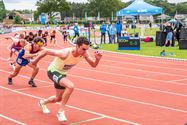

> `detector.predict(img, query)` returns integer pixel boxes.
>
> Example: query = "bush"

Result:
[14,16,22,24]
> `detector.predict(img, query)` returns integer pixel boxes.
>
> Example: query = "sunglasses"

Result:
[82,48,88,51]
[36,41,44,46]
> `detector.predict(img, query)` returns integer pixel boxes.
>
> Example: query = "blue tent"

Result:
[117,0,163,16]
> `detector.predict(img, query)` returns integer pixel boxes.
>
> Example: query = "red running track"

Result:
[0,31,187,125]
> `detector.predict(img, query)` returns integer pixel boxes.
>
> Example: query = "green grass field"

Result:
[99,42,187,59]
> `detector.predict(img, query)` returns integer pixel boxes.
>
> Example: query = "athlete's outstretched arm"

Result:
[32,48,68,65]
[5,36,19,43]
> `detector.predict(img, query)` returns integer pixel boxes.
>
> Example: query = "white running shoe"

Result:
[57,111,67,122]
[12,64,16,70]
[38,100,50,114]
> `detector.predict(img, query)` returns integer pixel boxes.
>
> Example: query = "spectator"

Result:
[149,22,152,28]
[72,23,79,41]
[164,22,173,47]
[109,23,117,44]
[116,20,122,43]
[174,18,184,45]
[107,22,112,44]
[100,22,106,44]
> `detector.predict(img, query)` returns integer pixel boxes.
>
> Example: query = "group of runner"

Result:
[3,29,102,122]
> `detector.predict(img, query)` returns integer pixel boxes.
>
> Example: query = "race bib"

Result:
[52,74,59,83]
[17,58,22,64]
[63,64,75,70]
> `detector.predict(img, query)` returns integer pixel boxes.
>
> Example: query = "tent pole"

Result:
[161,10,164,31]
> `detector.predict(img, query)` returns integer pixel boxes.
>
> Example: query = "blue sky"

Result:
[3,0,187,10]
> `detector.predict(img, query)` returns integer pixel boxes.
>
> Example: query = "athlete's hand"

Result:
[94,51,102,60]
[31,50,47,65]
[40,47,46,50]
[31,59,36,65]
[4,37,10,40]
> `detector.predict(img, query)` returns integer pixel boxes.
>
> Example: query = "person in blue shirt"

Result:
[107,22,112,44]
[116,20,122,43]
[100,22,106,44]
[72,23,79,41]
[110,23,117,44]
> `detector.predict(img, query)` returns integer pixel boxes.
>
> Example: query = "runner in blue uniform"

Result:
[8,37,45,87]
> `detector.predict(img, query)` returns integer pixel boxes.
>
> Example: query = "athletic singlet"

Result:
[48,48,83,74]
[11,41,22,51]
[16,43,38,66]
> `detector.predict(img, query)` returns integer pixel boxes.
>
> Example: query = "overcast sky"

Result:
[3,0,187,10]
[3,0,88,10]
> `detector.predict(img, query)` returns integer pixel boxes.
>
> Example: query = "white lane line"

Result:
[1,56,187,87]
[68,73,187,97]
[75,88,187,113]
[0,69,187,113]
[67,116,105,125]
[14,85,52,91]
[0,114,27,125]
[102,54,187,66]
[168,78,187,83]
[79,61,187,77]
[0,86,141,125]
[72,66,187,86]
[1,67,187,98]
[102,58,187,72]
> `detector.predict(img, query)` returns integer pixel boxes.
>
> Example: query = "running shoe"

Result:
[38,100,50,114]
[11,64,16,70]
[28,80,37,87]
[57,111,67,122]
[8,77,13,85]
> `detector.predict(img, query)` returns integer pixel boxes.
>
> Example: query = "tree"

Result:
[61,2,88,19]
[0,0,6,21]
[86,0,124,18]
[33,10,40,22]
[35,0,70,19]
[145,0,187,16]
[175,3,187,14]
[16,9,33,14]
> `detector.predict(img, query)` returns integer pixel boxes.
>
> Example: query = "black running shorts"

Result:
[47,70,66,89]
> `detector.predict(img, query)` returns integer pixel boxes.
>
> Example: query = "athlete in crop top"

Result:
[32,36,102,122]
